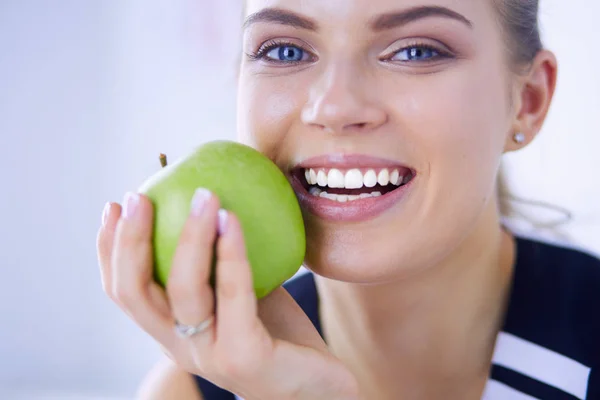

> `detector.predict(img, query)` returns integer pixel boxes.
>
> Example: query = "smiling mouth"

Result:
[292,166,416,202]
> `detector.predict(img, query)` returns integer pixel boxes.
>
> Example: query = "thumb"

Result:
[257,287,329,352]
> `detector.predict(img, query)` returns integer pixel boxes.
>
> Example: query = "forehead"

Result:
[244,0,490,28]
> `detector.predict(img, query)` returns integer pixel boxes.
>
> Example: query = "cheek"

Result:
[393,64,509,202]
[236,75,301,157]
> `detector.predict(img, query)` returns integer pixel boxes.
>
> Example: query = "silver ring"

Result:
[175,315,215,338]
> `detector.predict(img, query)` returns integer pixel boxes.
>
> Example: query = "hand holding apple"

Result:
[139,140,306,299]
[95,140,361,399]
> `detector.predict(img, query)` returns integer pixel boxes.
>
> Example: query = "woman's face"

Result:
[237,0,516,283]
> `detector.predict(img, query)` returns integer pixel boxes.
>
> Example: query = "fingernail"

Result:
[217,209,228,235]
[123,192,140,220]
[191,188,211,217]
[102,202,111,226]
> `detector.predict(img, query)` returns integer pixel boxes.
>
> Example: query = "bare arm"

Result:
[136,358,204,400]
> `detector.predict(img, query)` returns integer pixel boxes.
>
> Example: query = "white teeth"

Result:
[390,169,400,185]
[363,170,377,188]
[309,169,317,185]
[377,169,390,186]
[344,169,363,189]
[317,191,383,202]
[309,187,322,196]
[317,170,328,187]
[305,167,411,190]
[319,191,337,201]
[327,169,345,188]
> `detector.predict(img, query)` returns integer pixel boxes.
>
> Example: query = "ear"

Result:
[505,50,558,152]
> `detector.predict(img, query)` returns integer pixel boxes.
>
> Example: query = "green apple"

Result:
[138,140,306,299]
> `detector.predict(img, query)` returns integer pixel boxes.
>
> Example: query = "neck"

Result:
[315,205,516,398]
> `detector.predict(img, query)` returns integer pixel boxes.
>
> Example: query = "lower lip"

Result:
[290,176,415,223]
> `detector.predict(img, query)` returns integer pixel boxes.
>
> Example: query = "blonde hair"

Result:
[493,0,572,234]
[498,166,572,236]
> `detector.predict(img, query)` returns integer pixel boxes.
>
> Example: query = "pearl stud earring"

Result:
[513,132,526,144]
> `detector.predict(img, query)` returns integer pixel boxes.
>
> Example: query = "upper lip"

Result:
[292,154,414,171]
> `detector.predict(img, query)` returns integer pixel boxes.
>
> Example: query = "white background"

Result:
[0,1,598,399]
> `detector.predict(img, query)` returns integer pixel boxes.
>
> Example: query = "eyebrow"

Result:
[243,8,318,31]
[243,5,473,32]
[371,6,473,30]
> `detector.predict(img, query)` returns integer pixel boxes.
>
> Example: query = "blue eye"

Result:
[391,46,440,62]
[266,45,306,62]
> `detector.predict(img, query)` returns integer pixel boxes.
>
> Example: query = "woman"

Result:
[97,0,600,398]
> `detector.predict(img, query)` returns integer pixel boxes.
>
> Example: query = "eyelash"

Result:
[382,42,453,63]
[246,39,313,65]
[246,39,454,65]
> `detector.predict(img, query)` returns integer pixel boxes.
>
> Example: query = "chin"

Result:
[301,225,431,284]
[300,207,488,285]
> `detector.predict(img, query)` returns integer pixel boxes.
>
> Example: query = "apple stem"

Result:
[159,153,168,168]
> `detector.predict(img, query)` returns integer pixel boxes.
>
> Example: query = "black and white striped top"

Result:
[195,236,600,399]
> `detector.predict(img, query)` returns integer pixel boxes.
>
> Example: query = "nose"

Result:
[301,63,388,134]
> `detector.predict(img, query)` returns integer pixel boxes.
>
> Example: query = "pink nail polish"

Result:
[102,202,111,226]
[123,193,140,220]
[191,188,211,216]
[217,209,228,235]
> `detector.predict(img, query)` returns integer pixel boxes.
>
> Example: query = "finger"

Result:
[214,211,262,344]
[97,202,122,296]
[167,188,219,343]
[112,192,174,346]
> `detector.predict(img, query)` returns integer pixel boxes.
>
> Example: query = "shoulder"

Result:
[137,358,204,400]
[485,237,600,398]
[512,236,600,308]
[283,270,322,335]
[283,270,318,309]
[515,235,600,276]
[504,236,600,366]
[283,269,317,299]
